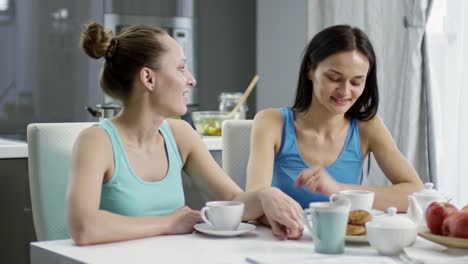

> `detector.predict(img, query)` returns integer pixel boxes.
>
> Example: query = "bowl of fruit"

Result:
[191,111,241,136]
[419,202,468,249]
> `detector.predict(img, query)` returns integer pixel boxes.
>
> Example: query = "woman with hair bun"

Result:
[66,22,303,245]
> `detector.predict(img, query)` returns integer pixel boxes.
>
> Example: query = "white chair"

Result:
[27,122,212,238]
[222,120,253,190]
[27,122,94,241]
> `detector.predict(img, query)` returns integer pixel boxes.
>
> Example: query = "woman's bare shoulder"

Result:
[165,118,196,137]
[165,118,201,159]
[358,114,385,133]
[71,125,113,173]
[253,108,285,146]
[254,108,284,128]
[75,125,111,149]
[358,114,392,147]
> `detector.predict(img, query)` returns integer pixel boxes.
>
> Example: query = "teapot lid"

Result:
[413,182,443,197]
[366,207,416,229]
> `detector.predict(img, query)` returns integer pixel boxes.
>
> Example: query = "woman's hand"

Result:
[166,206,202,235]
[259,187,304,240]
[294,167,342,197]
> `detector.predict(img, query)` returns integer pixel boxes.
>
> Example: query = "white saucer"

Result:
[345,234,368,243]
[194,223,256,237]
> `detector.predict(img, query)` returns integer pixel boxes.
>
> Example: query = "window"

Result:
[427,0,468,206]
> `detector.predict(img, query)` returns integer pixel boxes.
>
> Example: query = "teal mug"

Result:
[304,198,351,254]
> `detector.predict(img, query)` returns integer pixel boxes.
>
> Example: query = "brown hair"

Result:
[80,22,167,101]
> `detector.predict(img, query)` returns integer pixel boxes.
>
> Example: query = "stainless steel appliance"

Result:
[103,0,197,106]
[85,103,122,120]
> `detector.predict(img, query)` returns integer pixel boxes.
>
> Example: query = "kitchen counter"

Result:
[0,136,222,159]
[201,136,222,151]
[0,138,28,159]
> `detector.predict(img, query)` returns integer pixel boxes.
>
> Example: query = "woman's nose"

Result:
[188,77,196,87]
[336,81,350,93]
[187,71,196,86]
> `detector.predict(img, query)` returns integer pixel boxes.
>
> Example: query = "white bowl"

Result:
[365,207,417,256]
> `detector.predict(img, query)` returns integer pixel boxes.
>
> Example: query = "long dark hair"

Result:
[292,25,378,120]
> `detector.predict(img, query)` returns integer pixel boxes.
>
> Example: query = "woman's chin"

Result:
[175,106,188,117]
[330,105,350,115]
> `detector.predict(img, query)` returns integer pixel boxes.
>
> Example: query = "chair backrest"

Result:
[222,120,253,190]
[27,122,94,241]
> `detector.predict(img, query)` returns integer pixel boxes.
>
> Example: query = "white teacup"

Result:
[200,201,244,230]
[330,190,374,212]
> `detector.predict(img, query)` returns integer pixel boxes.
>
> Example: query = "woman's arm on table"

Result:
[170,118,303,240]
[353,115,423,211]
[295,115,423,212]
[246,110,304,238]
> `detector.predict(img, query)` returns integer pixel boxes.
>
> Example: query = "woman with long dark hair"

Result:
[247,25,422,212]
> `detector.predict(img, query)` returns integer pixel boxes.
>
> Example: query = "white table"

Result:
[31,225,451,264]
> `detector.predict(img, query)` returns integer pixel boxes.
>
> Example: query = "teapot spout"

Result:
[407,195,423,225]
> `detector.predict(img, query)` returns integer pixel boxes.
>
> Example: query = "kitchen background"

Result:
[1,0,313,263]
[0,0,258,140]
[4,1,467,264]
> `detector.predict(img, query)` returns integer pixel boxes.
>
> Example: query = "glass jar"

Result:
[218,92,248,119]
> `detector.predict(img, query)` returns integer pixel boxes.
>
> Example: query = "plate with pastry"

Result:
[345,224,368,243]
[345,209,373,243]
[345,234,368,243]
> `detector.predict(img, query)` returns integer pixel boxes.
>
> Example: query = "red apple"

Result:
[441,212,458,236]
[462,205,468,212]
[425,201,458,235]
[442,211,468,238]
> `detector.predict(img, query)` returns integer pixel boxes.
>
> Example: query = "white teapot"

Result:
[407,182,450,227]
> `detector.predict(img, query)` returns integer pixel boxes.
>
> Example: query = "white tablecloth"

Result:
[31,225,468,264]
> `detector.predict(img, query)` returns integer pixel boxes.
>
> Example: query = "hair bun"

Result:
[105,38,119,59]
[80,21,113,59]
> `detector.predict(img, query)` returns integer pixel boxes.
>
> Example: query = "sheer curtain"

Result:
[426,0,468,207]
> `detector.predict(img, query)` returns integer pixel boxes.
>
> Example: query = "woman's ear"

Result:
[139,67,156,92]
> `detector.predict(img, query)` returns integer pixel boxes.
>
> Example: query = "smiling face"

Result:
[308,50,370,115]
[152,35,196,117]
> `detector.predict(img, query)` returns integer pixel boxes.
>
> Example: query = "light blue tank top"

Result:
[97,119,185,216]
[272,107,362,208]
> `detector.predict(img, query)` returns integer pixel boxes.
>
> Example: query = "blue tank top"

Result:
[97,119,185,216]
[272,107,362,208]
